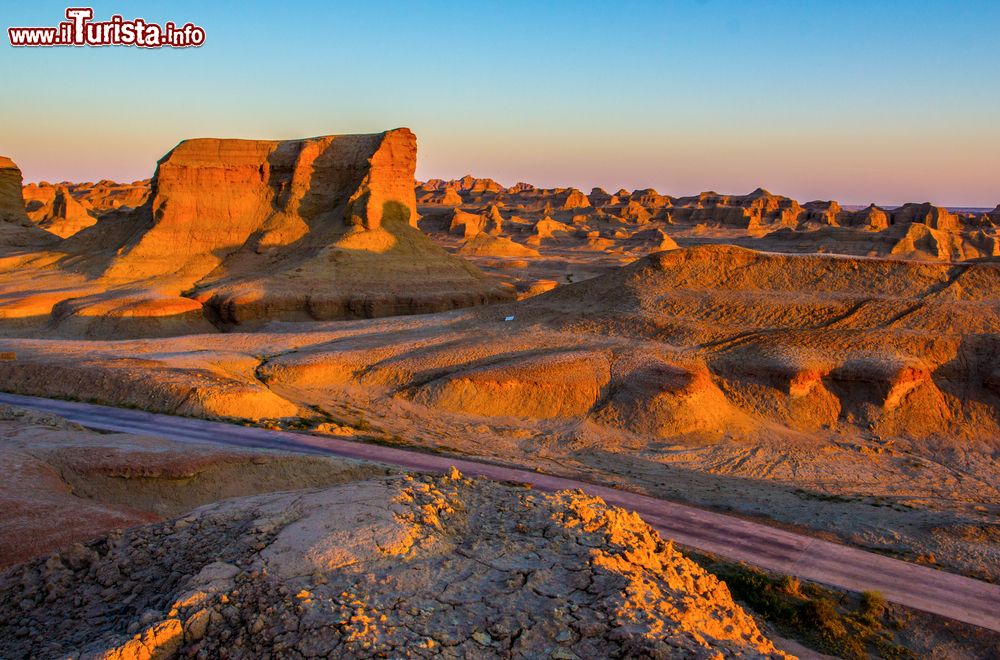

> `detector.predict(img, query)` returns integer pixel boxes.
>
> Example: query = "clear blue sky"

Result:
[2,0,998,206]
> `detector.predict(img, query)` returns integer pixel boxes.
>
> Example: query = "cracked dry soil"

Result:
[0,470,787,659]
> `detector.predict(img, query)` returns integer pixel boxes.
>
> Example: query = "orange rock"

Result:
[0,156,58,247]
[104,129,419,282]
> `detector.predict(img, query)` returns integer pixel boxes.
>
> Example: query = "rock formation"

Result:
[439,187,462,205]
[414,175,999,297]
[0,131,513,336]
[23,184,97,238]
[458,233,541,258]
[103,130,420,282]
[890,202,960,231]
[560,187,591,210]
[0,469,786,658]
[0,157,58,247]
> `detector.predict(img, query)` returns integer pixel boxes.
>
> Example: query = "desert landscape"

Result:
[0,126,998,658]
[3,3,1000,657]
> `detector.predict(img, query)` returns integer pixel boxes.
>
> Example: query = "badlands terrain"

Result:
[0,405,790,658]
[1,129,999,657]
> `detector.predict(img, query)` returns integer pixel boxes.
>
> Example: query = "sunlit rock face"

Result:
[0,131,513,337]
[0,470,788,659]
[0,156,58,247]
[104,129,421,282]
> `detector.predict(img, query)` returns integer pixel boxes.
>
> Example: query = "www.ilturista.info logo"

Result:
[8,7,205,48]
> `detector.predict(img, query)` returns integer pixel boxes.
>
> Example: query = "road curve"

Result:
[2,391,998,633]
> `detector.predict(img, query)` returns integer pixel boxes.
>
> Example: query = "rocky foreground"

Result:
[0,469,786,659]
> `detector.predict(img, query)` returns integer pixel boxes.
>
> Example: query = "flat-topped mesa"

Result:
[103,128,418,282]
[0,156,58,247]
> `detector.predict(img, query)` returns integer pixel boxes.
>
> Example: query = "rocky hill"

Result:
[0,467,786,658]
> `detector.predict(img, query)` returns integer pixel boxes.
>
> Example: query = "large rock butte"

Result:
[104,130,420,282]
[0,131,513,336]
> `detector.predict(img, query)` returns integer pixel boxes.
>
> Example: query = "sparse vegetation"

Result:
[686,551,915,659]
[792,488,916,512]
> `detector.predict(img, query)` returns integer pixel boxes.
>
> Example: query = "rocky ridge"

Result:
[414,177,1000,296]
[0,470,786,659]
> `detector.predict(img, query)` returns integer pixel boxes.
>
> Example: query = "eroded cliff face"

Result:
[0,157,58,247]
[0,131,512,337]
[104,130,420,282]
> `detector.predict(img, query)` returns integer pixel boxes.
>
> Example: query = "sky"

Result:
[1,0,998,207]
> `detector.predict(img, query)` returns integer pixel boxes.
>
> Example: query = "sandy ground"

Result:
[0,403,394,568]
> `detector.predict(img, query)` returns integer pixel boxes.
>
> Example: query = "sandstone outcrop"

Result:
[588,187,614,206]
[629,188,672,209]
[0,131,513,336]
[560,187,591,210]
[413,350,612,418]
[0,470,786,658]
[103,130,421,282]
[0,157,58,247]
[26,179,151,219]
[890,202,960,231]
[22,184,97,238]
[458,233,541,258]
[439,187,462,205]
